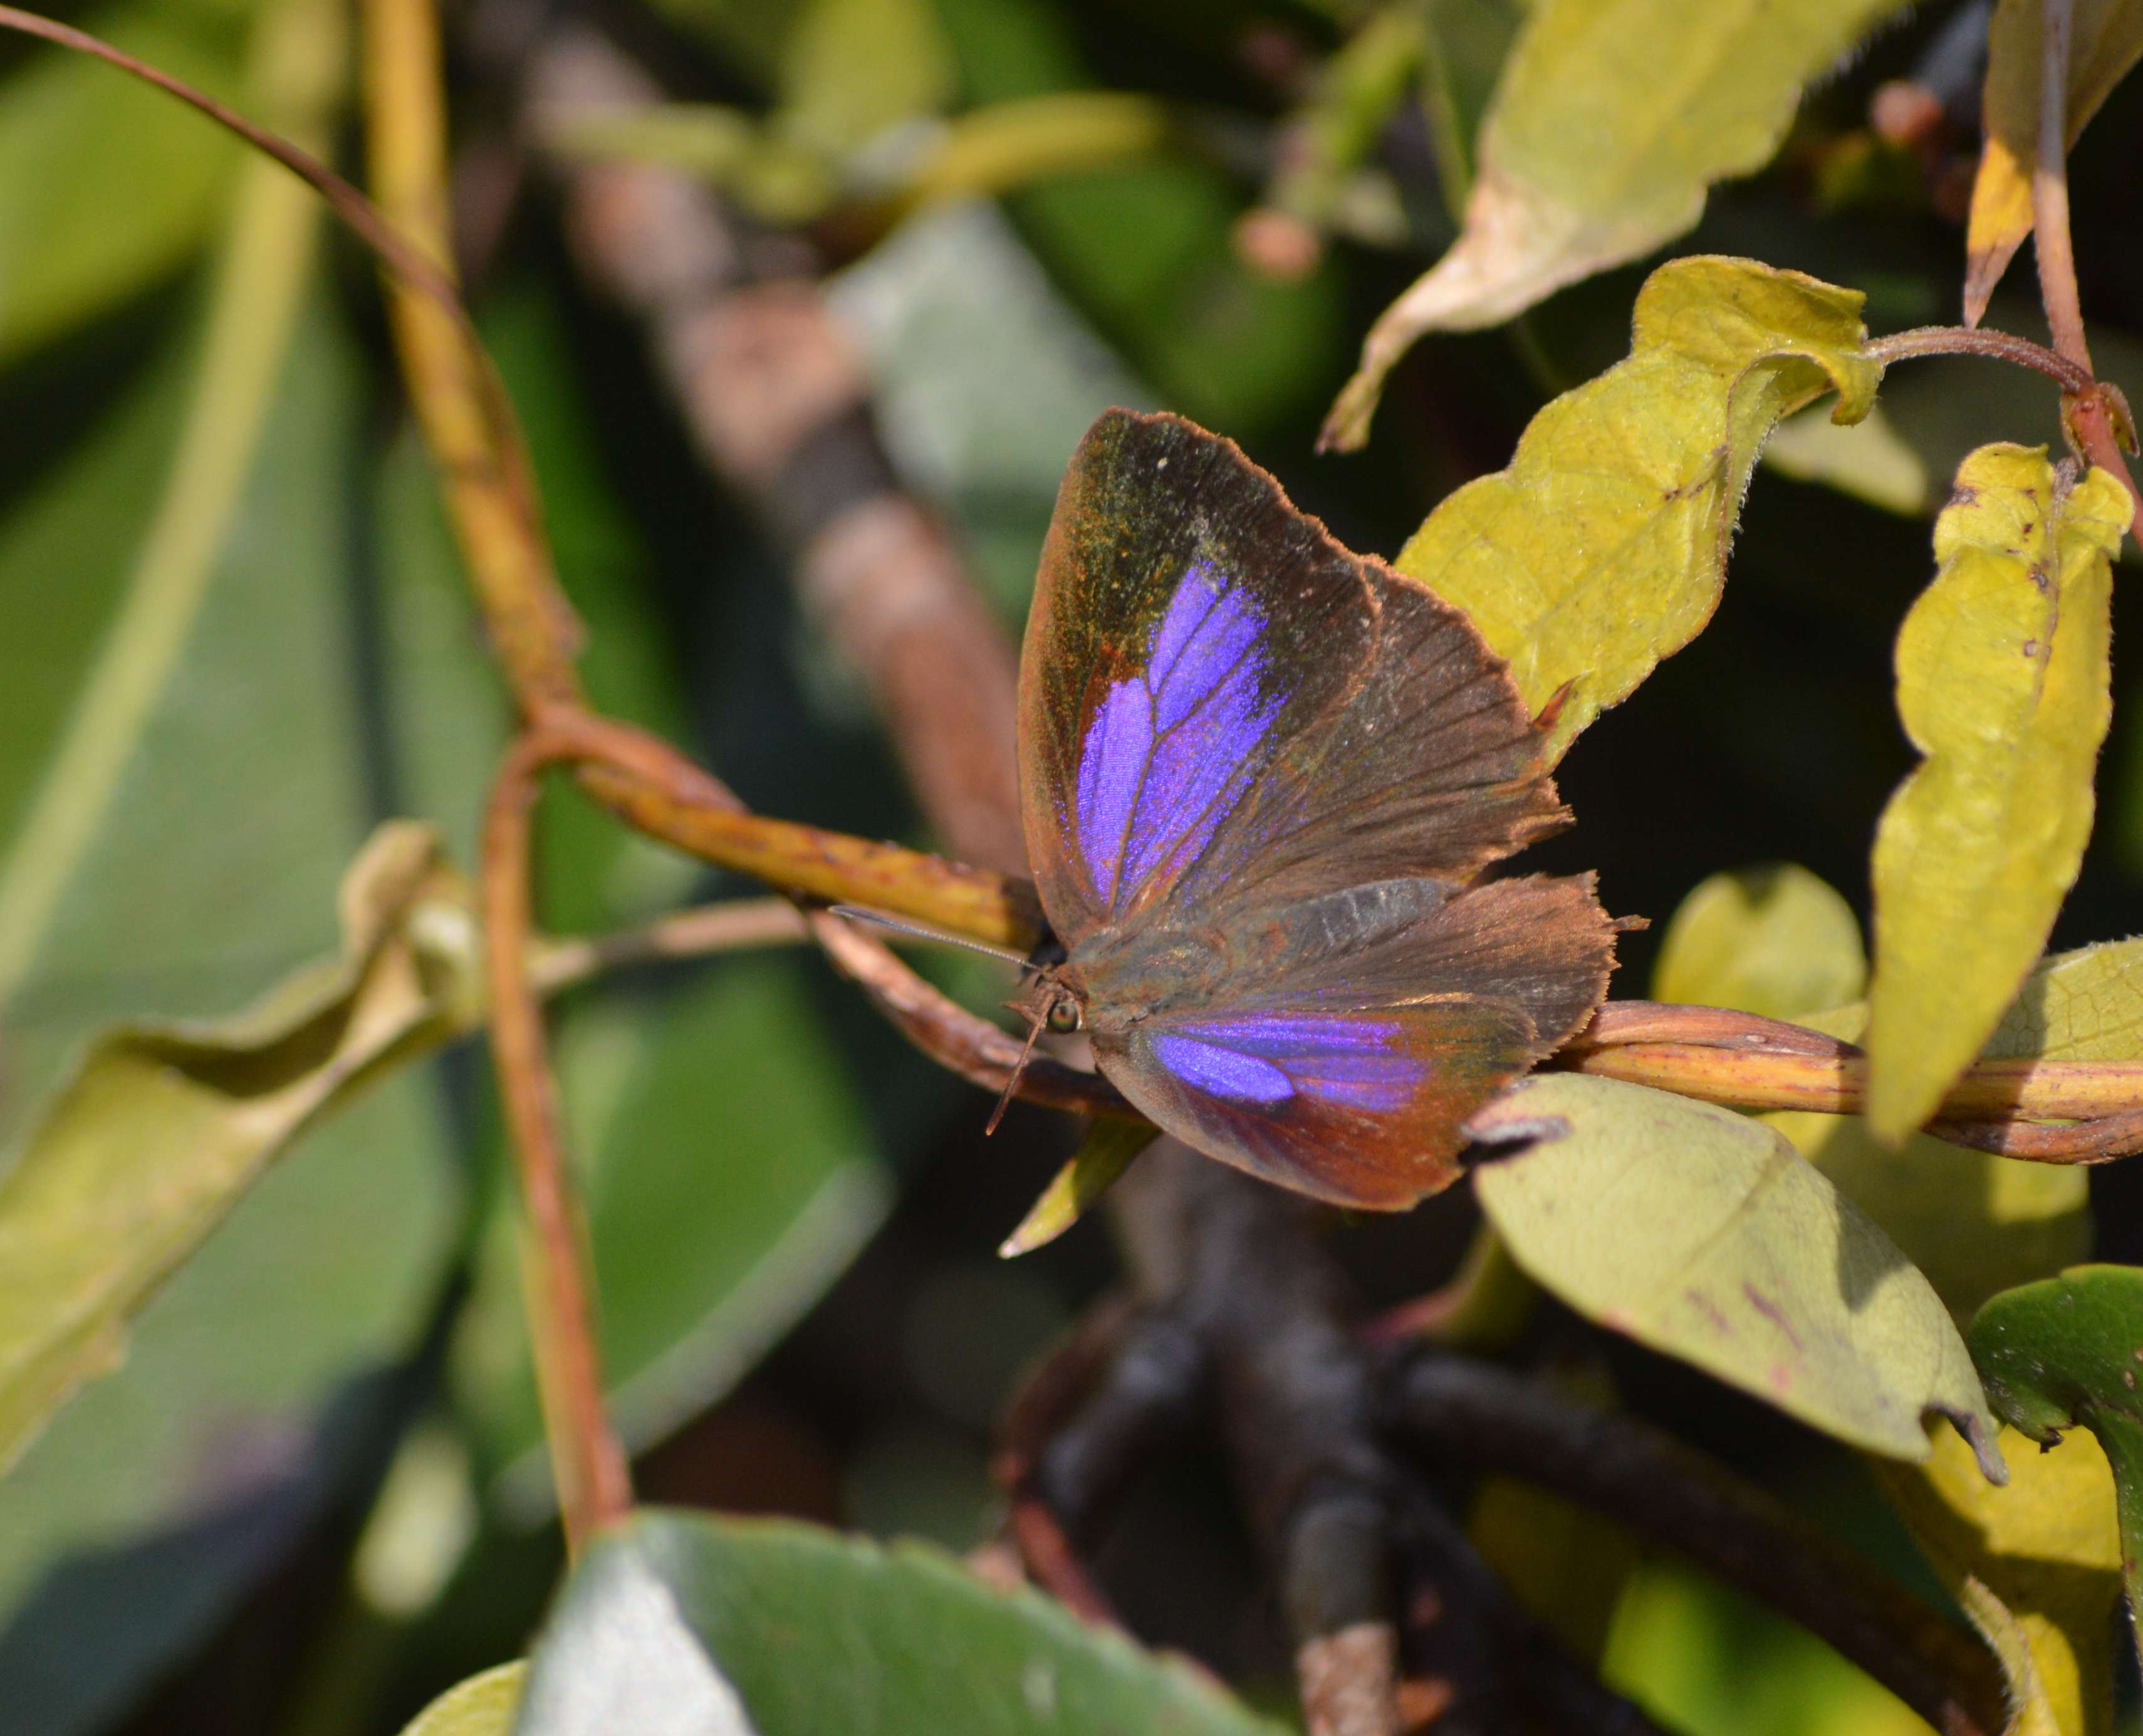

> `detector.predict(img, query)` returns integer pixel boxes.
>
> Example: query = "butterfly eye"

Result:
[1046,997,1083,1035]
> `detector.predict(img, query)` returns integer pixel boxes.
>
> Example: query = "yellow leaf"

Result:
[1469,1074,2000,1467]
[0,823,477,1471]
[1396,256,1878,758]
[395,1663,526,1736]
[999,1121,1155,1257]
[1763,399,1932,516]
[1865,450,2128,1143]
[1322,0,1909,444]
[1652,862,1867,1020]
[1964,0,2143,326]
[1878,1424,2123,1736]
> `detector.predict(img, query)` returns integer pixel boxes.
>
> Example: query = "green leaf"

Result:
[999,1120,1155,1257]
[932,0,1344,433]
[1469,1074,2000,1467]
[454,960,890,1516]
[516,1511,1285,1736]
[0,3,246,363]
[1323,0,1911,443]
[1988,934,2143,1060]
[1876,1419,2124,1736]
[0,194,459,1734]
[0,822,472,1472]
[1394,256,1879,758]
[395,1663,526,1736]
[1970,1265,2143,1669]
[777,0,955,157]
[1865,449,2129,1141]
[1652,862,1866,1020]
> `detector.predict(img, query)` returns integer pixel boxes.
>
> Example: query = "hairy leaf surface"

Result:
[1866,449,2128,1141]
[1397,257,1877,758]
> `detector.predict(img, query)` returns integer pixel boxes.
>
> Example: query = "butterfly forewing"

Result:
[1017,408,1617,1209]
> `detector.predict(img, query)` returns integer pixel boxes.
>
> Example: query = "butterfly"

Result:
[1010,408,1619,1210]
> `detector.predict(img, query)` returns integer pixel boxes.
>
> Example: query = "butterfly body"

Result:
[1018,410,1617,1209]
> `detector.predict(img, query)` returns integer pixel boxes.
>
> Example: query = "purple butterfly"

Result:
[1013,410,1617,1209]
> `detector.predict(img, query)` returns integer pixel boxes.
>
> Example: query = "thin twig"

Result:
[2027,0,2143,536]
[480,731,633,1550]
[1861,323,2097,393]
[1382,1351,2007,1736]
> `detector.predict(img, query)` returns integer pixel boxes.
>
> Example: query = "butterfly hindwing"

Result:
[1083,875,1614,1206]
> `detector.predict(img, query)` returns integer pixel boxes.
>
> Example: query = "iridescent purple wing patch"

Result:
[1072,561,1285,912]
[1148,1013,1421,1112]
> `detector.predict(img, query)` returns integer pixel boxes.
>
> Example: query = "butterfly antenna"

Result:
[985,1007,1050,1136]
[830,905,1030,965]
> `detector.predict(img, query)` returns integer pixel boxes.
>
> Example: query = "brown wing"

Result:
[1018,409,1566,951]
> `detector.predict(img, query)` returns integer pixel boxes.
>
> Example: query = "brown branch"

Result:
[2028,0,2143,538]
[1382,1351,2007,1736]
[526,27,1030,878]
[480,731,632,1550]
[1559,1001,2143,1157]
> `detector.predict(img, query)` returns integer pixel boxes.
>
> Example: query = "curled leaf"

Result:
[1323,0,1909,446]
[1469,1073,2000,1470]
[0,822,476,1470]
[1396,256,1878,758]
[1865,449,2129,1143]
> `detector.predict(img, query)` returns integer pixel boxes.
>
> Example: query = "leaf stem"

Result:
[480,731,632,1551]
[1860,323,2096,392]
[2028,0,2143,537]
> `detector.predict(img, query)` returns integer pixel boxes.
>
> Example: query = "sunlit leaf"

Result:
[1865,449,2129,1141]
[1652,862,1866,1020]
[395,1663,526,1736]
[1970,1265,2143,1668]
[516,1512,1285,1736]
[1322,0,1909,444]
[998,1120,1155,1257]
[0,823,472,1472]
[1470,1074,1999,1467]
[1964,0,2143,325]
[1395,256,1878,757]
[1877,1421,2123,1736]
[0,3,245,362]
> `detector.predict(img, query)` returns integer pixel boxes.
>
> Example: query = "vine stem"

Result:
[2028,0,2143,538]
[1861,323,2097,392]
[481,730,633,1550]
